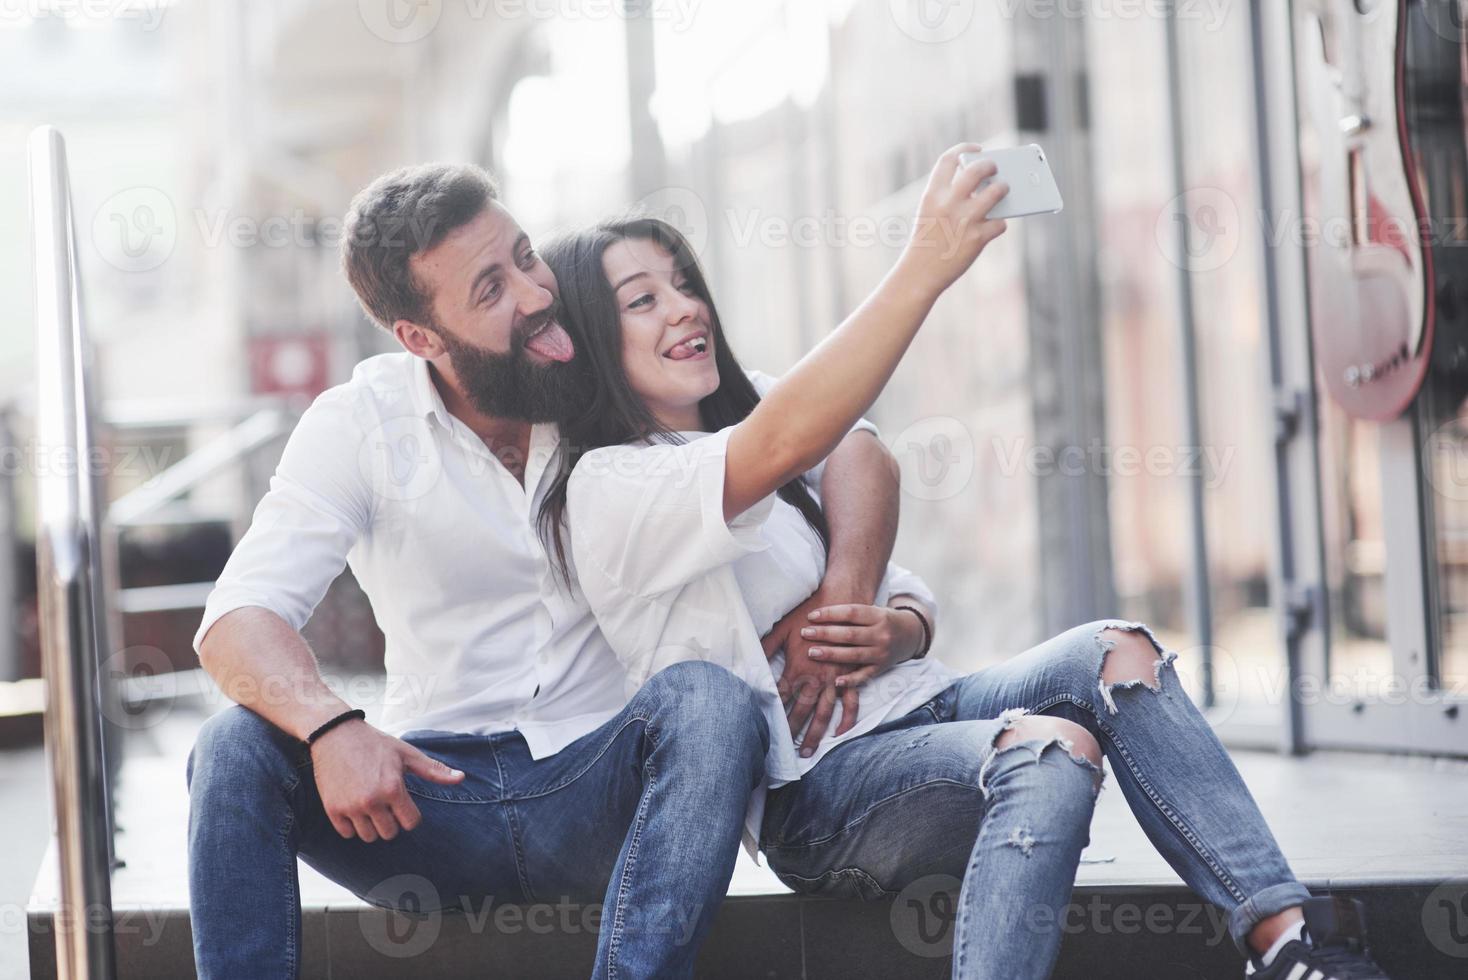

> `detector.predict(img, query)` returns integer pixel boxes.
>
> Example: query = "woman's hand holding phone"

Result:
[894,142,1011,302]
[724,143,1010,523]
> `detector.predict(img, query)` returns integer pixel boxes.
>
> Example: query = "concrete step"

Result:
[26,881,1465,979]
[26,705,1468,978]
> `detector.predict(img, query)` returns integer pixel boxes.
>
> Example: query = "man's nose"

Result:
[510,267,553,316]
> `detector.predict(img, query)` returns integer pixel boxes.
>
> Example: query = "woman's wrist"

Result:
[890,601,933,661]
[887,252,947,309]
[888,605,925,662]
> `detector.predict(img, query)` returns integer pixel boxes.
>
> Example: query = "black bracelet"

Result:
[303,708,366,752]
[894,605,933,660]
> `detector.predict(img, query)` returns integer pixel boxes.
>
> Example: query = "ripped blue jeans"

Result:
[760,619,1310,980]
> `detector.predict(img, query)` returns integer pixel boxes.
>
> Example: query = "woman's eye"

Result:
[675,280,695,295]
[628,293,654,310]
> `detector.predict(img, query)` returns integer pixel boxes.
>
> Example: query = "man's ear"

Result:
[393,318,444,359]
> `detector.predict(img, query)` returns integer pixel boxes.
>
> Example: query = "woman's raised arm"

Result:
[722,142,1009,521]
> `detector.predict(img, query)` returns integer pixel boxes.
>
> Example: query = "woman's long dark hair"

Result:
[537,216,829,586]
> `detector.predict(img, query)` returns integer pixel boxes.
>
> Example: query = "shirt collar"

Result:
[410,353,564,485]
[408,354,454,431]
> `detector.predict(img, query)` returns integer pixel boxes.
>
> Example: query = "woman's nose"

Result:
[666,290,698,325]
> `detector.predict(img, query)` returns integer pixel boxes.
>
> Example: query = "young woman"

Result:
[539,146,1390,980]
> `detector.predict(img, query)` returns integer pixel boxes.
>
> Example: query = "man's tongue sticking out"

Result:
[525,320,577,363]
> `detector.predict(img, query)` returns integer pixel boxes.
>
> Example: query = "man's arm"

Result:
[194,388,462,842]
[198,607,462,842]
[199,606,351,740]
[761,430,901,755]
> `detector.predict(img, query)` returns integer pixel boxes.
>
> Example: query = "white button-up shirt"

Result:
[194,352,911,769]
[566,427,955,854]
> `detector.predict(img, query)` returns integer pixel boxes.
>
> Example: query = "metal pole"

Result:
[29,124,118,980]
[1163,0,1216,704]
[0,406,18,682]
[1248,0,1313,754]
[624,0,667,199]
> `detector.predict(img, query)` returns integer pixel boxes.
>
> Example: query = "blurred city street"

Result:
[6,0,1468,977]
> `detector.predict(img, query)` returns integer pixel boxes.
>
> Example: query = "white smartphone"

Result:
[958,144,1064,218]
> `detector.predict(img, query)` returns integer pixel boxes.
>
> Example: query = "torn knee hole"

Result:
[995,716,1101,767]
[1095,622,1178,716]
[979,716,1107,796]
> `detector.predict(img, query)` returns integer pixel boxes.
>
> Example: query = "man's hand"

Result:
[762,585,867,757]
[309,720,465,842]
[802,603,924,689]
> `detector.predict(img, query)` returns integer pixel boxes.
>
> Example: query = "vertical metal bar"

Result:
[1162,0,1215,704]
[1248,0,1311,754]
[0,407,18,682]
[28,124,118,980]
[1012,2,1117,636]
[624,0,667,199]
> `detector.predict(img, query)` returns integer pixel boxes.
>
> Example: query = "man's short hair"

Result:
[340,163,500,332]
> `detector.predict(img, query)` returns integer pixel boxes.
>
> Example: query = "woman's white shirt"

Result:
[565,425,957,857]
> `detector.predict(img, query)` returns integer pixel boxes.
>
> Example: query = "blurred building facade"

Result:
[5,0,1466,759]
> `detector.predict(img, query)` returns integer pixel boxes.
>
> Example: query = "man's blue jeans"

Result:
[185,660,769,980]
[760,619,1313,980]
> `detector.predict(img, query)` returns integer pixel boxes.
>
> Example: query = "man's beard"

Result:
[434,306,589,423]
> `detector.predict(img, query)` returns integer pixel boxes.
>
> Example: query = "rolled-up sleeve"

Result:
[192,387,375,654]
[878,559,938,616]
[568,427,776,600]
